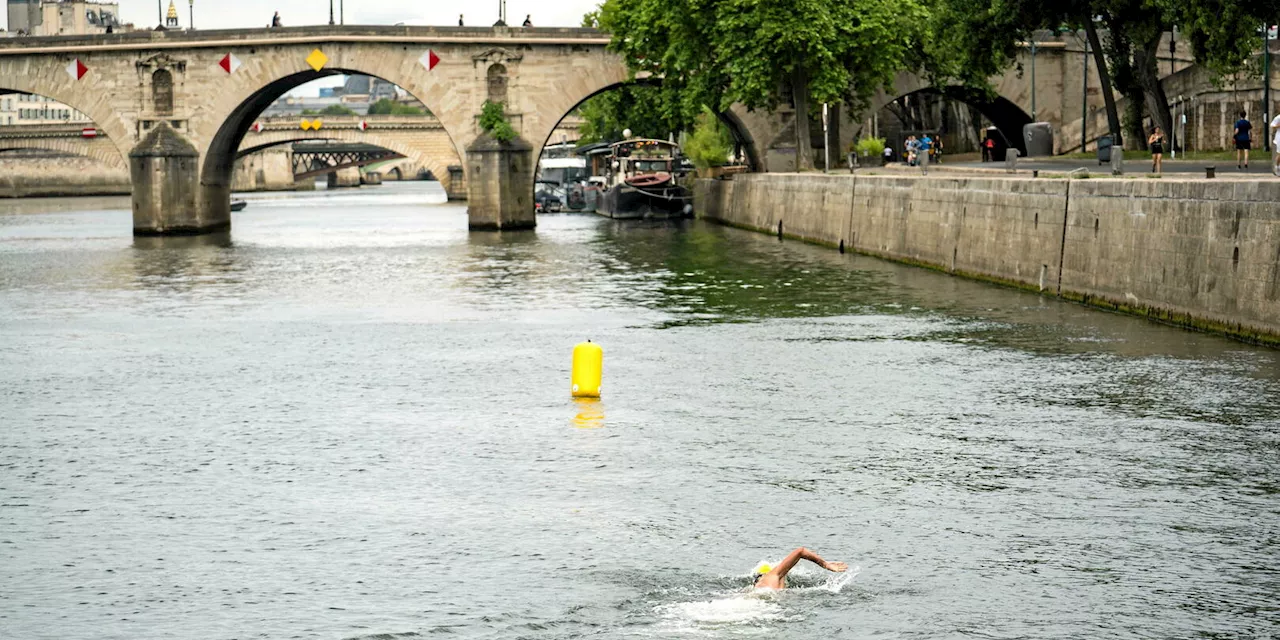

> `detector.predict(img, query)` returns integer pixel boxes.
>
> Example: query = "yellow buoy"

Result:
[571,341,603,398]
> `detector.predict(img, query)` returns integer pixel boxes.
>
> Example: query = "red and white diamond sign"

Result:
[251,122,263,133]
[419,49,440,71]
[358,120,368,132]
[66,59,89,81]
[219,53,242,74]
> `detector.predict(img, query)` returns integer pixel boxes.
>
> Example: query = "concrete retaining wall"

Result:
[696,174,1280,346]
[0,156,129,198]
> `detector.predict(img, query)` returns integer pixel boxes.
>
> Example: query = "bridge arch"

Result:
[866,72,1035,155]
[0,134,126,168]
[0,87,129,167]
[533,78,764,174]
[233,127,459,182]
[199,55,469,222]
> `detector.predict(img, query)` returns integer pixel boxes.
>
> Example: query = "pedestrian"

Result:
[1233,110,1252,170]
[918,134,932,174]
[1148,127,1166,174]
[271,11,282,28]
[933,136,943,164]
[1271,112,1280,177]
[523,14,533,27]
[982,137,994,162]
[882,144,893,166]
[458,14,464,26]
[904,136,918,166]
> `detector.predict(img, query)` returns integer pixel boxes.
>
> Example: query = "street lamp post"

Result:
[329,0,335,26]
[1082,34,1088,152]
[1264,24,1272,152]
[157,0,163,26]
[188,0,194,30]
[1030,38,1038,122]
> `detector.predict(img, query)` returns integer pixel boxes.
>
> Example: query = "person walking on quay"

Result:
[982,137,995,162]
[1271,112,1280,176]
[918,133,933,174]
[904,135,918,166]
[933,136,944,164]
[459,14,465,26]
[523,14,533,27]
[1148,126,1166,174]
[1233,111,1252,170]
[270,11,282,28]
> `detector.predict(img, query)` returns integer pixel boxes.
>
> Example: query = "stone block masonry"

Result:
[696,174,1280,346]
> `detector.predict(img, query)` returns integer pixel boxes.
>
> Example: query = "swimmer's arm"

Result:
[770,547,848,579]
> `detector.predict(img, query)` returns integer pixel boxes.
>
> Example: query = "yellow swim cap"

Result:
[754,562,773,575]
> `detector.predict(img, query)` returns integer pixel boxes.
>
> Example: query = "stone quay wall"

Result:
[0,156,130,198]
[696,173,1280,346]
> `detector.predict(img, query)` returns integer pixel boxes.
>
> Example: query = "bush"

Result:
[320,104,358,116]
[368,98,428,116]
[479,100,517,142]
[855,137,886,158]
[684,107,732,169]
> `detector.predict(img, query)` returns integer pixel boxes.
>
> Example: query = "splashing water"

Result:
[650,567,860,635]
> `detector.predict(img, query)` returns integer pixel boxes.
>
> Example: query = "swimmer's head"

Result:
[752,562,772,584]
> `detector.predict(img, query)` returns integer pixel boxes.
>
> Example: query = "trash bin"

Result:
[1097,135,1114,165]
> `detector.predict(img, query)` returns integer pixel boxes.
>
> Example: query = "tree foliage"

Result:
[684,108,733,168]
[598,0,924,169]
[368,98,428,116]
[479,100,517,142]
[576,83,681,144]
[319,104,358,116]
[924,0,1276,148]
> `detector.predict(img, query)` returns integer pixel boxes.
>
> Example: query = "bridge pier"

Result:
[327,167,362,189]
[130,123,227,236]
[466,134,535,231]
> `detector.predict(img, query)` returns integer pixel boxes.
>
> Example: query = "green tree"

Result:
[684,107,733,169]
[319,104,358,116]
[577,83,680,144]
[368,98,428,116]
[600,0,924,170]
[479,100,517,142]
[924,0,1274,149]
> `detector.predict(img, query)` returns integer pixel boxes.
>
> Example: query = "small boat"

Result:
[595,139,692,220]
[230,200,248,212]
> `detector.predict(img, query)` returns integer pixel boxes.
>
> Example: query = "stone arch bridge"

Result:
[0,25,1076,236]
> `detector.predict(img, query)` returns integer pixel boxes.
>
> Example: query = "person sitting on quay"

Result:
[270,11,282,28]
[523,15,534,27]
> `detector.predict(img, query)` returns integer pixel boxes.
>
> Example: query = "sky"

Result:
[3,1,603,96]
[13,0,601,31]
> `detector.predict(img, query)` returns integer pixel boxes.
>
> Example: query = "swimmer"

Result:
[752,547,848,589]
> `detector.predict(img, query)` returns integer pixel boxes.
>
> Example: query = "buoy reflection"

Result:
[571,398,605,429]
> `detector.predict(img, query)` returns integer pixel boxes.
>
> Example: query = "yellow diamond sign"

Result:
[305,49,328,72]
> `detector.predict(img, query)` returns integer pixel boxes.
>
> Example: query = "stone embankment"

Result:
[696,173,1280,346]
[0,156,129,198]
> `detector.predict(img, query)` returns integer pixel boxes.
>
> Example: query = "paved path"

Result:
[944,157,1280,176]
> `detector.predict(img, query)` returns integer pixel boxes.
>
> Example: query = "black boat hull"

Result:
[598,184,691,220]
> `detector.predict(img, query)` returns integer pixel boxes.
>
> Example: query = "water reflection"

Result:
[571,398,605,429]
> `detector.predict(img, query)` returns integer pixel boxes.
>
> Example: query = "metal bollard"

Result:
[1205,166,1215,179]
[1005,149,1019,173]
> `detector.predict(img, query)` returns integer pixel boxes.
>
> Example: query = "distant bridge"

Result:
[289,142,404,180]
